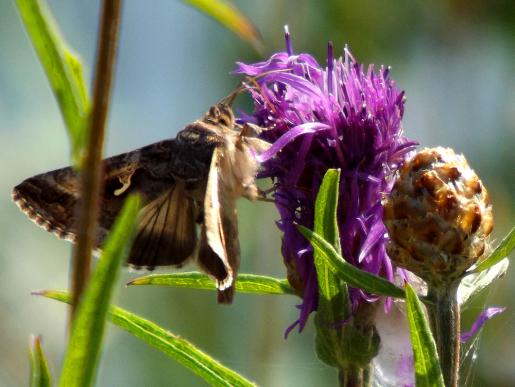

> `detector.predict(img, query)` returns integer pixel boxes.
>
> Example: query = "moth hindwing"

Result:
[12,100,270,303]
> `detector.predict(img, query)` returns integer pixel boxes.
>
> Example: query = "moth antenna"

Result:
[217,68,291,107]
[244,76,277,115]
[218,85,245,106]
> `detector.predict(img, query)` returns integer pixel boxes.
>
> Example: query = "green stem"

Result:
[335,303,380,387]
[338,366,363,387]
[427,283,460,387]
[70,0,123,325]
[362,364,372,387]
[338,363,373,387]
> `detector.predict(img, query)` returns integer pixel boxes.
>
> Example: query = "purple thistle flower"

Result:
[236,28,417,332]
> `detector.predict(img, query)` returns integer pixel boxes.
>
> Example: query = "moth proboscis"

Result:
[12,87,270,303]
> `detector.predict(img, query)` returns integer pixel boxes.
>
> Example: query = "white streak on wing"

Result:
[204,148,233,288]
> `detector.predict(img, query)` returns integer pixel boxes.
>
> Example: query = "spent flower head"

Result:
[384,147,494,288]
[236,28,417,331]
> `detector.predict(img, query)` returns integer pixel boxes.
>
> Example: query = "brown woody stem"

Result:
[427,283,460,387]
[70,0,123,325]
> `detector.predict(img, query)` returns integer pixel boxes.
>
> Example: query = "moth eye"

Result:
[209,106,220,118]
[218,105,234,127]
[218,115,231,127]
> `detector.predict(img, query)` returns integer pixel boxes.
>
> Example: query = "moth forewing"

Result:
[203,148,228,263]
[11,167,81,242]
[199,147,241,303]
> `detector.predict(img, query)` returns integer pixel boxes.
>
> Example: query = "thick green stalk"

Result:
[427,283,460,387]
[339,367,363,387]
[336,302,380,387]
[338,363,372,387]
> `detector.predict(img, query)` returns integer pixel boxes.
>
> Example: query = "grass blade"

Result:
[29,335,52,387]
[59,195,141,387]
[471,227,515,273]
[405,283,445,387]
[128,272,295,296]
[297,225,405,299]
[184,0,263,53]
[15,0,89,164]
[38,290,255,387]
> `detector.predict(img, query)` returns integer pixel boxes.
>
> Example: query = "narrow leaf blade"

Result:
[297,225,405,298]
[472,227,515,273]
[313,169,345,302]
[39,290,255,387]
[312,169,349,367]
[29,335,52,387]
[110,306,254,387]
[128,272,295,296]
[404,284,445,387]
[59,195,141,387]
[15,0,89,163]
[184,0,263,53]
[314,169,341,253]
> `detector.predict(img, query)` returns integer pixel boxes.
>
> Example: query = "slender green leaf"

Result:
[15,0,89,164]
[39,290,255,387]
[312,169,349,367]
[184,0,263,53]
[64,52,89,111]
[110,304,254,387]
[29,335,52,387]
[471,227,515,273]
[128,272,295,295]
[59,195,141,387]
[405,284,445,387]
[314,169,341,254]
[313,169,344,301]
[297,225,405,299]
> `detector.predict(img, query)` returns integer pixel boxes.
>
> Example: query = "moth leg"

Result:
[257,198,275,203]
[259,186,276,196]
[255,186,275,203]
[240,122,265,137]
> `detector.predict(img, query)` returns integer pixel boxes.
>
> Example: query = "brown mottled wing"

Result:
[198,147,240,303]
[12,139,206,267]
[12,165,81,241]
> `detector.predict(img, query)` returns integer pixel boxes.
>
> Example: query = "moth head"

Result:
[203,103,235,128]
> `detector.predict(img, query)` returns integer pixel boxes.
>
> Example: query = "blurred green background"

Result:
[0,0,513,386]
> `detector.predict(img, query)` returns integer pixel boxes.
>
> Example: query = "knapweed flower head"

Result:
[384,147,494,287]
[235,29,417,332]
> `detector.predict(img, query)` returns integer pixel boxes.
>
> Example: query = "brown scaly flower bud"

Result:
[383,147,493,287]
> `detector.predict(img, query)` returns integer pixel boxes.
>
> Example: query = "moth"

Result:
[12,91,270,303]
